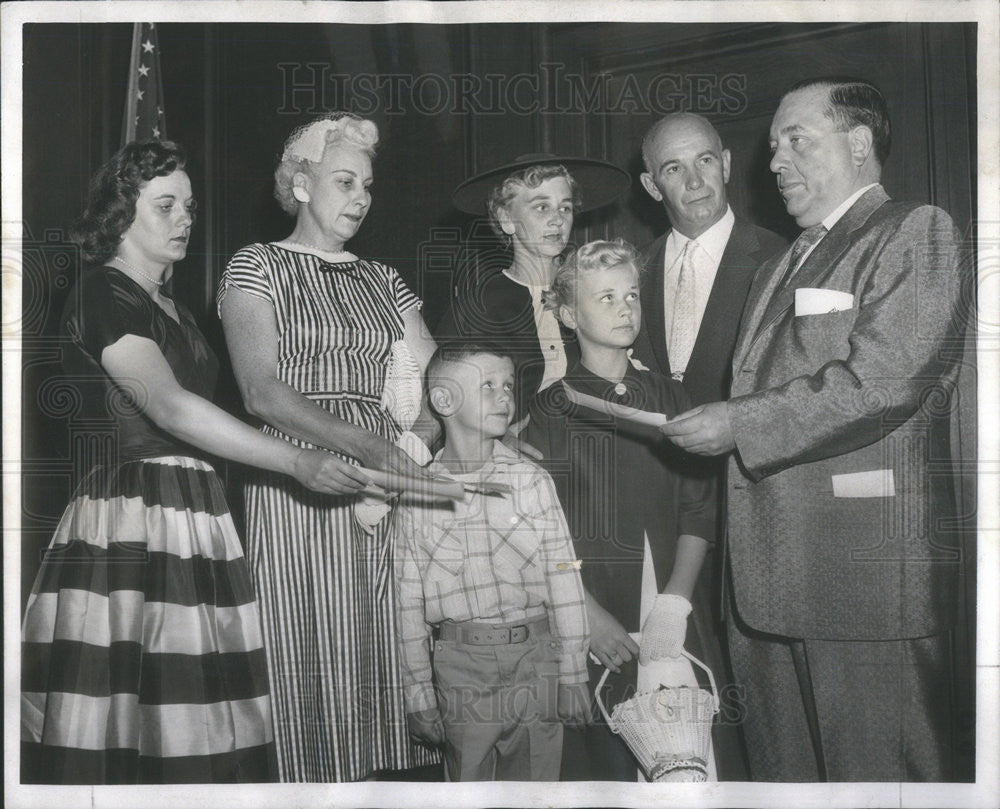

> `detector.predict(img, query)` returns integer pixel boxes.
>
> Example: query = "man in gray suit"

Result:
[660,78,968,781]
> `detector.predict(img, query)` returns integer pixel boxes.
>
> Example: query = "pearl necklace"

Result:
[113,256,165,287]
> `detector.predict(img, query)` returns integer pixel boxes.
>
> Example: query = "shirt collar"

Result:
[666,205,735,265]
[429,439,520,477]
[821,183,881,231]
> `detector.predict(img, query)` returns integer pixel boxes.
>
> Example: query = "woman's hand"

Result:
[356,433,433,480]
[292,449,372,495]
[586,592,639,674]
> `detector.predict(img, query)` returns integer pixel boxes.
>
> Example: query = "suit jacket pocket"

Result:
[790,307,855,361]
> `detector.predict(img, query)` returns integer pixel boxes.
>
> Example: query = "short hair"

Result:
[425,342,514,392]
[640,113,723,174]
[787,77,891,165]
[545,238,640,314]
[485,164,582,243]
[273,113,379,215]
[71,140,189,264]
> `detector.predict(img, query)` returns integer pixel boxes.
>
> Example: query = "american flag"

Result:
[122,22,166,144]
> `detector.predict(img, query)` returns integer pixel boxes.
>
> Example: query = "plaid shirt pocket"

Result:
[427,534,465,578]
[493,520,541,583]
[425,529,466,606]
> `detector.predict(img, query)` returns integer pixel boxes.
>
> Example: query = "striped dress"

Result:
[21,267,276,783]
[217,244,438,782]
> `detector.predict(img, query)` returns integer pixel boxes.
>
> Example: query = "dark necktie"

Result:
[779,223,827,288]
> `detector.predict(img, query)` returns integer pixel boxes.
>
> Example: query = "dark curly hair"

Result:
[71,140,189,264]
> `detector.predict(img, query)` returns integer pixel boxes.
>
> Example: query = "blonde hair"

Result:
[486,164,581,243]
[273,113,379,215]
[545,238,640,315]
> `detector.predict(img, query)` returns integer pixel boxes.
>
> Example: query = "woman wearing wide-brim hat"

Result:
[436,153,629,423]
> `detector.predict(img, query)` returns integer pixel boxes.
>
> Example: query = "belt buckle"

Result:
[457,622,532,645]
[508,625,528,643]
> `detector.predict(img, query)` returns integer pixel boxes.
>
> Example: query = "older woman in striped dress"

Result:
[217,113,439,782]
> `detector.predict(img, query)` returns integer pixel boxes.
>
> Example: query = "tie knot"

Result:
[796,223,827,250]
[680,239,699,267]
[781,224,828,287]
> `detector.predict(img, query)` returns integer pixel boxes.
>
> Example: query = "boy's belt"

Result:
[435,616,548,646]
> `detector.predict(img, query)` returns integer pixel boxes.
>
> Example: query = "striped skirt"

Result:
[21,455,277,784]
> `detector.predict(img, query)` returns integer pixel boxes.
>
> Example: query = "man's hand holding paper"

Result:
[659,401,735,456]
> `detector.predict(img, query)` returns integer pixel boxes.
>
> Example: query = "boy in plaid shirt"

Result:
[394,344,590,781]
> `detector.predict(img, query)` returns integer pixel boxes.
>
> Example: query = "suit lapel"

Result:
[641,232,671,376]
[686,219,760,375]
[735,187,890,369]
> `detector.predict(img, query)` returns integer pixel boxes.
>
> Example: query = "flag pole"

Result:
[153,25,167,139]
[122,23,142,145]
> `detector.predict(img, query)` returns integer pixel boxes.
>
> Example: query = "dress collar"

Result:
[271,241,359,264]
[564,361,645,405]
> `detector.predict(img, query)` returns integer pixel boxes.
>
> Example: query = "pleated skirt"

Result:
[245,396,439,782]
[21,455,278,784]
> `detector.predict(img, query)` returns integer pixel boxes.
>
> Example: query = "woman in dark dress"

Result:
[20,140,355,784]
[438,153,630,423]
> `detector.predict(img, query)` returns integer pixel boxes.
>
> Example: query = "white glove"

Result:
[381,340,423,431]
[356,341,427,533]
[638,594,691,664]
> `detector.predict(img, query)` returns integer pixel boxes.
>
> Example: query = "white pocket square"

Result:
[795,288,855,316]
[831,469,895,498]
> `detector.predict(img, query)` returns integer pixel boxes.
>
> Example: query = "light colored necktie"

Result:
[780,223,828,287]
[668,239,698,380]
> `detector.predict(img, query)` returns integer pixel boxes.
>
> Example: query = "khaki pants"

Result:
[432,627,563,781]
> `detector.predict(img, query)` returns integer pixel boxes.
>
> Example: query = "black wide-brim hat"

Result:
[451,153,631,215]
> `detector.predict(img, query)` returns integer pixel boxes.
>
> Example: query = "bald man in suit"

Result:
[630,113,786,407]
[628,113,786,781]
[660,78,969,781]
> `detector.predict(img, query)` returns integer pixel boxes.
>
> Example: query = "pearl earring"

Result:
[292,186,311,203]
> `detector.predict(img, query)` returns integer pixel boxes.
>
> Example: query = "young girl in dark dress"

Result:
[20,141,356,784]
[524,239,719,780]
